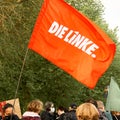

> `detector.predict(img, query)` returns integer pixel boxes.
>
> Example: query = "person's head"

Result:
[57,106,65,115]
[96,100,105,112]
[85,98,98,108]
[27,99,43,114]
[44,101,55,113]
[2,103,14,116]
[69,103,77,111]
[76,103,99,120]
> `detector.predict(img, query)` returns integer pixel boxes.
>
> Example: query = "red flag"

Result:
[28,0,116,89]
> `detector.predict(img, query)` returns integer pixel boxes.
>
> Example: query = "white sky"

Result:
[100,0,120,41]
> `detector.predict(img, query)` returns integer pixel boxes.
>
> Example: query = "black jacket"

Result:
[41,111,56,120]
[3,114,19,120]
[65,110,77,120]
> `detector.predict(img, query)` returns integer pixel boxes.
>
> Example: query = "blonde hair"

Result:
[27,99,43,113]
[96,100,105,111]
[76,103,99,120]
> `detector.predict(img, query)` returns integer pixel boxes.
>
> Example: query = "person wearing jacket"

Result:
[2,103,19,120]
[41,101,56,120]
[22,99,43,120]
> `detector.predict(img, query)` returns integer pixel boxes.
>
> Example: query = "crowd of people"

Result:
[0,98,120,120]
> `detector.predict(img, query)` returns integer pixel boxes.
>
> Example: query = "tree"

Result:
[0,0,119,113]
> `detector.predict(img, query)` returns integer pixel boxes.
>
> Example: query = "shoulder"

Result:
[3,114,20,120]
[99,111,108,120]
[13,114,19,119]
[23,111,40,117]
[22,116,40,120]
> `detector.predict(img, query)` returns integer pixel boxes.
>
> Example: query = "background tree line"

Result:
[0,0,120,113]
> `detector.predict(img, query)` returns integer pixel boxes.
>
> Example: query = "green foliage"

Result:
[0,0,44,111]
[0,0,119,114]
[65,0,104,21]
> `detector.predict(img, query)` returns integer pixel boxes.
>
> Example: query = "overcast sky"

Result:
[100,0,120,41]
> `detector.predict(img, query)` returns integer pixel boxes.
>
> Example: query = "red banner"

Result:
[28,0,116,89]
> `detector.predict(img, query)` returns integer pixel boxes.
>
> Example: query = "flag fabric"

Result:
[106,78,120,112]
[28,0,116,89]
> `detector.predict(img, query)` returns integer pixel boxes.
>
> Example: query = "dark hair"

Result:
[44,101,53,111]
[3,103,13,112]
[85,98,98,108]
[70,103,77,109]
[57,106,65,111]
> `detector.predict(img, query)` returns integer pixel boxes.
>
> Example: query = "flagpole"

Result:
[12,47,29,110]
